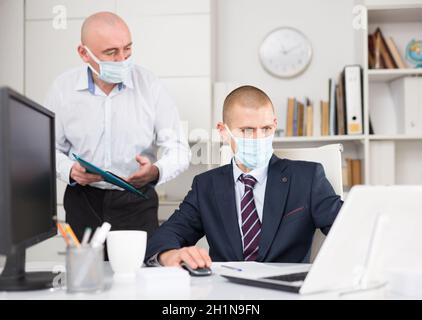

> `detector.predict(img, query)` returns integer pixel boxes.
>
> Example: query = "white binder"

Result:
[389,77,422,135]
[344,66,363,135]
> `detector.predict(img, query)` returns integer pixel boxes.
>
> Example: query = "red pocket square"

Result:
[285,206,305,218]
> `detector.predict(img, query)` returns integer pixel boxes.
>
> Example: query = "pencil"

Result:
[57,222,71,246]
[65,223,81,248]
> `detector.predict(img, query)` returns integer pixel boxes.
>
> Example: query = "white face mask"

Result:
[225,125,274,170]
[84,46,133,84]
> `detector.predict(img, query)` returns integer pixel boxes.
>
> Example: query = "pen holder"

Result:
[66,245,105,293]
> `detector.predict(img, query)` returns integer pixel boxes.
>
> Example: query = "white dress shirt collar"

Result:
[232,158,269,185]
[74,66,134,94]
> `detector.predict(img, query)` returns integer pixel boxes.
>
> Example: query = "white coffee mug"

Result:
[106,230,147,276]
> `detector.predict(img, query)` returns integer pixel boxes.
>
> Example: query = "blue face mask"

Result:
[225,125,274,170]
[84,46,133,84]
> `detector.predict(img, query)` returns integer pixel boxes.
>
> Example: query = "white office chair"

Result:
[220,143,344,262]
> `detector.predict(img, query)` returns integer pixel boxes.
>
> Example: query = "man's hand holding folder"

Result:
[71,154,149,199]
[70,161,102,186]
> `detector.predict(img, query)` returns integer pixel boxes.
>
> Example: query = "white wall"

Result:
[24,0,115,105]
[0,0,24,93]
[215,0,358,129]
[116,0,212,134]
[365,0,422,6]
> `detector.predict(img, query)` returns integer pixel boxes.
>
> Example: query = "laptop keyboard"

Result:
[264,272,308,283]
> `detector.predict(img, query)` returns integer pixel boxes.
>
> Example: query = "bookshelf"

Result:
[368,68,422,82]
[365,3,422,186]
[256,3,422,190]
[273,135,366,143]
[369,134,422,141]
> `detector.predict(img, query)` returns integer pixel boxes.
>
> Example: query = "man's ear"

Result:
[77,45,90,63]
[217,122,230,144]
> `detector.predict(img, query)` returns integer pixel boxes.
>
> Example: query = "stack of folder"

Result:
[284,65,364,137]
[368,27,407,69]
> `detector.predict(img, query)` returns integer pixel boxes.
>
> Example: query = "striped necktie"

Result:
[239,174,261,261]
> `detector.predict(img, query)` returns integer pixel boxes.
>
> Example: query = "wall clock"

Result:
[259,27,313,78]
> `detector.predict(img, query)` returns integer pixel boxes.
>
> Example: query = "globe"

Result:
[406,39,422,68]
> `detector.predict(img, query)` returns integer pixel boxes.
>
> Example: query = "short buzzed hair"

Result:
[223,85,274,124]
[81,12,128,43]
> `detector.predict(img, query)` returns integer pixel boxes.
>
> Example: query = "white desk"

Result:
[0,262,393,300]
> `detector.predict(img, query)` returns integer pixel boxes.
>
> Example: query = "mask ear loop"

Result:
[224,124,237,142]
[84,45,101,76]
[224,124,240,163]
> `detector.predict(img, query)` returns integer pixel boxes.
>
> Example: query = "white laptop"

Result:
[220,185,422,294]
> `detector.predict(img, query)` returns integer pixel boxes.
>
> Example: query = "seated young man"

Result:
[146,85,343,269]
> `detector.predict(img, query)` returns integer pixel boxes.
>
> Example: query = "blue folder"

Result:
[72,153,148,199]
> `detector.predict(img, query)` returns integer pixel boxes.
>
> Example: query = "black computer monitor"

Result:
[0,87,57,291]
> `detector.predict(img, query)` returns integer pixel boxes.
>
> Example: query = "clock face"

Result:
[259,27,312,78]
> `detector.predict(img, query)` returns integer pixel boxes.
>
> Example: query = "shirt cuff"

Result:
[148,164,160,187]
[153,151,190,186]
[153,161,165,186]
[145,252,163,267]
[57,157,75,185]
[68,176,78,187]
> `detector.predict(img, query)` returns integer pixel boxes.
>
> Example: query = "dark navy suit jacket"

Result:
[146,155,343,263]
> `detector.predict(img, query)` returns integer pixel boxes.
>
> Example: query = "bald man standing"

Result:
[45,12,190,251]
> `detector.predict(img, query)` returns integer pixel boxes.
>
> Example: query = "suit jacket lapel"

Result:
[257,155,291,261]
[213,164,244,261]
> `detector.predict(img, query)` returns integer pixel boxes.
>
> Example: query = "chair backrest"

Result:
[220,143,344,261]
[273,144,344,198]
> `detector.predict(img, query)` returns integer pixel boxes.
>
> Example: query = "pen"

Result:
[73,222,111,286]
[91,227,100,244]
[65,223,81,248]
[90,222,111,248]
[81,227,92,246]
[221,265,242,272]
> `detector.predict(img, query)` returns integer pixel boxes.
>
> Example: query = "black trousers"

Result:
[63,184,159,259]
